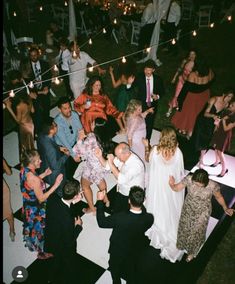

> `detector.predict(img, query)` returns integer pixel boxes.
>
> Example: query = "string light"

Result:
[103,28,106,34]
[89,38,92,45]
[171,38,176,45]
[9,90,15,97]
[29,81,34,88]
[39,6,43,11]
[54,77,60,85]
[13,11,17,16]
[210,23,214,28]
[3,16,233,99]
[3,103,6,109]
[54,65,59,72]
[88,66,94,72]
[64,1,68,6]
[114,19,117,24]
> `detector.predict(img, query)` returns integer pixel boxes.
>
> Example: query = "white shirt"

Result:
[32,61,41,80]
[56,48,71,71]
[167,1,181,26]
[141,3,155,26]
[106,153,145,196]
[62,198,70,207]
[146,75,154,102]
[68,51,96,85]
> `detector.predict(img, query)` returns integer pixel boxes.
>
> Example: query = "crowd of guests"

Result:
[3,3,235,283]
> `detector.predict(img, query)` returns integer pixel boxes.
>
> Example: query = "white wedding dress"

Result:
[145,146,185,263]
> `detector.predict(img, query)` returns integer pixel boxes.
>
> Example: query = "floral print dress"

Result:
[176,175,220,257]
[73,133,108,184]
[20,167,46,253]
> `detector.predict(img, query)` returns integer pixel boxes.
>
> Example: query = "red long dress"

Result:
[171,81,212,135]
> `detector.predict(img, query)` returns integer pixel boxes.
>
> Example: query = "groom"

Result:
[96,186,154,284]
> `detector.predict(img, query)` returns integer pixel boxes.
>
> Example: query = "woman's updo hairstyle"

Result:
[21,149,39,167]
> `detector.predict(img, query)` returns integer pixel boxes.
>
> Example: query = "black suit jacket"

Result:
[134,73,165,111]
[96,201,154,258]
[37,134,68,190]
[45,194,82,257]
[20,59,51,89]
[29,59,51,90]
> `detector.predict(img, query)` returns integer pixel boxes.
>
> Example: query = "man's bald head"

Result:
[115,142,131,162]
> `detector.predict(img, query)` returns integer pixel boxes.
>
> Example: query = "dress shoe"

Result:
[209,162,221,167]
[186,254,194,262]
[217,169,228,178]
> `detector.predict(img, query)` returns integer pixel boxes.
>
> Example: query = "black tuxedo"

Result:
[37,134,68,196]
[24,59,52,133]
[96,201,154,284]
[45,194,82,283]
[134,73,165,140]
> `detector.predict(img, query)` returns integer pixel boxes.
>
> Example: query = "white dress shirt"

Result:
[167,1,181,26]
[141,3,155,26]
[106,153,145,196]
[56,48,71,71]
[68,51,96,98]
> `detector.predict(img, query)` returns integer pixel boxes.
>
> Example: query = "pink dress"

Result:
[73,133,108,184]
[126,115,147,162]
[169,61,194,109]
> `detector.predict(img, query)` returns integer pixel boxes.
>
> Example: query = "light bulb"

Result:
[55,77,60,85]
[88,66,94,72]
[64,1,68,6]
[89,38,92,45]
[13,11,17,16]
[210,23,214,28]
[122,56,126,63]
[227,15,232,21]
[39,6,43,11]
[103,28,106,34]
[29,81,34,88]
[72,50,77,57]
[114,19,117,24]
[146,47,151,53]
[193,30,197,36]
[9,90,15,97]
[54,65,59,72]
[171,38,176,45]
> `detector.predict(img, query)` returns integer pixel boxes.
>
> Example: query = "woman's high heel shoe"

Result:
[209,162,221,167]
[217,169,228,178]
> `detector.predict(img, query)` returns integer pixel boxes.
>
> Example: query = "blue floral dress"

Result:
[20,167,46,253]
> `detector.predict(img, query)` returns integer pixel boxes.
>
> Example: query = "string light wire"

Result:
[3,14,232,100]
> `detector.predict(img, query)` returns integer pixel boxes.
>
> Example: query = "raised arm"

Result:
[109,66,122,88]
[27,173,63,203]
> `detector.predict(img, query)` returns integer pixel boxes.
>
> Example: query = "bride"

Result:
[143,127,185,263]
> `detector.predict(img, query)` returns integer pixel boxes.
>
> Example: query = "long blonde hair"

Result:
[157,127,178,157]
[124,99,142,122]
